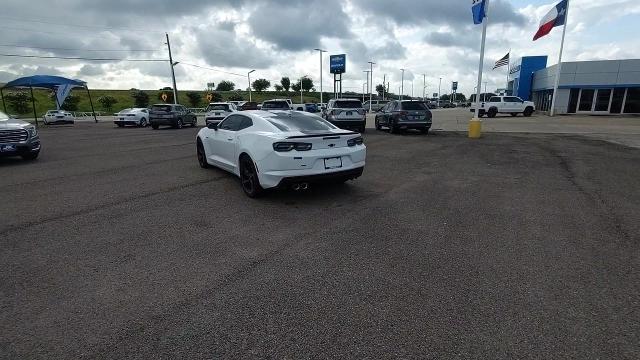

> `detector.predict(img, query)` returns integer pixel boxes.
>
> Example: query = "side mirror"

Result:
[207,122,218,130]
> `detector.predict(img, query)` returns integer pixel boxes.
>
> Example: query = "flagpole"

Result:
[549,0,570,116]
[507,49,511,95]
[470,0,489,139]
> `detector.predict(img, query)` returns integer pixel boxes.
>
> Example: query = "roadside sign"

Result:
[206,93,213,102]
[452,81,458,91]
[161,93,169,102]
[433,93,438,98]
[330,54,346,74]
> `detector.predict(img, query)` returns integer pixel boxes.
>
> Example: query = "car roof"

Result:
[208,102,232,105]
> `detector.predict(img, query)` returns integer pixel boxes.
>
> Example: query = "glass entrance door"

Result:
[578,89,595,112]
[594,89,612,112]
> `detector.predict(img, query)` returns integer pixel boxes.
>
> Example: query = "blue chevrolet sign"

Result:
[330,54,346,74]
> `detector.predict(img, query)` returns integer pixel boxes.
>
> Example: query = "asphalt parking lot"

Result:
[1,122,639,358]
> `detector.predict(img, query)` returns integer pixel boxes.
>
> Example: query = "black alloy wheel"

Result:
[240,156,263,198]
[197,142,210,168]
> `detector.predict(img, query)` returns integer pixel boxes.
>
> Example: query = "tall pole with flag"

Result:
[470,0,489,139]
[534,0,570,116]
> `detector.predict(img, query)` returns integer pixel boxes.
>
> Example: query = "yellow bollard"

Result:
[468,118,482,139]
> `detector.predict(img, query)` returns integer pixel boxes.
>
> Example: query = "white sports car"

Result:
[196,110,366,197]
[114,108,150,127]
[43,110,74,125]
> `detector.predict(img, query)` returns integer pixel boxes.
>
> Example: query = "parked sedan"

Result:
[113,108,150,127]
[0,111,41,160]
[204,102,237,126]
[374,100,432,134]
[149,104,198,129]
[196,110,366,197]
[43,110,74,125]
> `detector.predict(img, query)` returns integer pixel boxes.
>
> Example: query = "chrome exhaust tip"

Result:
[300,182,309,190]
[292,183,301,191]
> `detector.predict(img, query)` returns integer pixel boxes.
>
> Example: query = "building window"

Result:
[568,89,579,113]
[624,87,640,113]
[610,88,626,114]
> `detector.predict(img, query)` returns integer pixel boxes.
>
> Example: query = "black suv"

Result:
[149,104,198,129]
[0,111,41,160]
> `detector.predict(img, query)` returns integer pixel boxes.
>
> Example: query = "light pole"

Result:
[438,77,442,104]
[422,74,426,102]
[368,61,376,112]
[247,69,255,102]
[363,70,371,104]
[382,74,386,100]
[484,81,488,94]
[362,83,366,102]
[411,80,414,98]
[314,48,327,105]
[400,69,405,101]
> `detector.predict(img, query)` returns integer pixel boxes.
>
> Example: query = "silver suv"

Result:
[0,111,41,160]
[323,99,366,133]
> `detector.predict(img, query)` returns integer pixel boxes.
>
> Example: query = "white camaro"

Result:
[43,110,74,125]
[196,110,366,197]
[114,108,150,127]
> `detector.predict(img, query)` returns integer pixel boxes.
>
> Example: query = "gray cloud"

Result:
[248,0,352,51]
[194,26,274,69]
[78,65,104,77]
[351,0,525,27]
[424,31,479,49]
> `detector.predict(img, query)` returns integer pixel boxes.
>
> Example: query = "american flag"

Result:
[493,52,510,69]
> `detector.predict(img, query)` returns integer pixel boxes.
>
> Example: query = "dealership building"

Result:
[508,56,640,115]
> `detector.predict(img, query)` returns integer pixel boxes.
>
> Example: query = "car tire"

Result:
[375,118,381,131]
[389,121,397,134]
[197,141,210,169]
[152,124,159,130]
[239,155,263,198]
[175,118,183,129]
[523,107,534,117]
[191,118,197,127]
[487,108,497,118]
[22,152,39,160]
[139,118,147,127]
[420,128,429,135]
[117,123,124,128]
[359,125,366,133]
[510,113,518,117]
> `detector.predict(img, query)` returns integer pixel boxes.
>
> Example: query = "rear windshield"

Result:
[262,101,290,109]
[334,100,362,109]
[151,105,172,112]
[206,104,230,112]
[266,113,336,132]
[401,102,428,110]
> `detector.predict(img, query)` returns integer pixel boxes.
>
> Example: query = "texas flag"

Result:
[533,0,568,40]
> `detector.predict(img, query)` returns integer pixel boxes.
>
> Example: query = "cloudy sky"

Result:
[1,0,638,96]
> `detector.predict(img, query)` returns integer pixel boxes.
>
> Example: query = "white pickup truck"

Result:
[469,96,535,118]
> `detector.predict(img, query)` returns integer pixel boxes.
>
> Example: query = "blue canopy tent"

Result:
[1,75,97,126]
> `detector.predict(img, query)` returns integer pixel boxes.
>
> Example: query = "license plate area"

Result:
[346,111,352,116]
[0,144,17,152]
[324,157,342,169]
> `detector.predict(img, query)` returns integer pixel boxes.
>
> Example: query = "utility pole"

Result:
[165,33,178,104]
[422,74,426,102]
[400,69,405,101]
[368,61,375,112]
[438,77,442,103]
[314,49,327,106]
[248,69,255,102]
[382,74,386,100]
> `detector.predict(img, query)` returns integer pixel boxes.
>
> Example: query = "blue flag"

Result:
[472,0,486,24]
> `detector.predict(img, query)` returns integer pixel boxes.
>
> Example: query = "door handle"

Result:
[227,138,233,141]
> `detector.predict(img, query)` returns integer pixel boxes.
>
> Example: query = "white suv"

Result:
[470,96,535,118]
[204,102,237,125]
[323,99,366,133]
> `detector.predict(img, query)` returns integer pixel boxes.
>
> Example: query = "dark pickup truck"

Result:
[149,104,198,129]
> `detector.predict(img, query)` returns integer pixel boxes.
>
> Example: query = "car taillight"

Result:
[273,142,312,152]
[331,110,341,115]
[347,137,364,146]
[399,111,409,116]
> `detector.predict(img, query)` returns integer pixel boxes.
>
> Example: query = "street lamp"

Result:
[438,77,442,103]
[368,61,376,112]
[247,69,256,102]
[300,74,309,104]
[363,70,371,104]
[400,68,405,101]
[362,83,367,102]
[484,81,488,94]
[314,48,327,106]
[411,79,414,98]
[422,74,426,102]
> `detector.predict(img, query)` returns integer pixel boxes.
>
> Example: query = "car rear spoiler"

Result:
[286,131,358,139]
